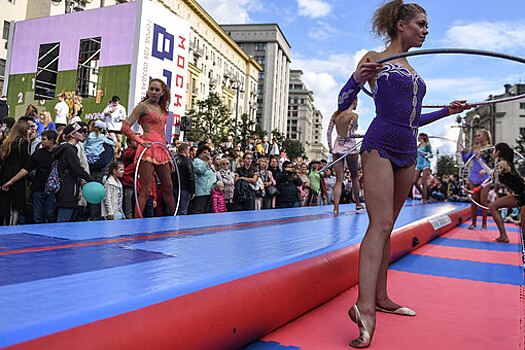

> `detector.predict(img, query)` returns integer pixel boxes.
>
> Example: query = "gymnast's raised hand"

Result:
[352,57,382,84]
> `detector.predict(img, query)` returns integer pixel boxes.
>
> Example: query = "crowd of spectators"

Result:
[0,99,363,225]
[2,99,519,226]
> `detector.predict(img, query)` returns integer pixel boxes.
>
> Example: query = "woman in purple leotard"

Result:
[339,1,471,347]
[461,128,492,230]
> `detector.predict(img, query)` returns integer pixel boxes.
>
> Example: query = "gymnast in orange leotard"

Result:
[121,79,175,217]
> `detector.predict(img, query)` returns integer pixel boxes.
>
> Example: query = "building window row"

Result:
[3,21,10,40]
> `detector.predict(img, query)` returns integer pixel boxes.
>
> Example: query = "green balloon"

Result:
[82,182,106,204]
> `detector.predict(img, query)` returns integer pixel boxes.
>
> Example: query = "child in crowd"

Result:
[84,120,114,165]
[103,161,124,220]
[211,180,227,213]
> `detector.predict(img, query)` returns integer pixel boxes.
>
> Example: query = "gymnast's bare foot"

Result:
[333,205,339,215]
[493,237,509,243]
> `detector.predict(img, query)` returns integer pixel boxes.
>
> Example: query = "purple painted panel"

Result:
[9,2,136,74]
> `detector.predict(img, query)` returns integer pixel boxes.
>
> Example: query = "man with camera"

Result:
[274,160,302,208]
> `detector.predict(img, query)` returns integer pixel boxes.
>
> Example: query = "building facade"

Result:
[286,70,326,160]
[287,70,313,158]
[3,0,261,133]
[310,108,328,161]
[464,83,525,148]
[221,24,291,136]
[159,0,261,128]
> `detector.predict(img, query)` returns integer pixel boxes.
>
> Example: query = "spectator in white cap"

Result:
[103,95,126,145]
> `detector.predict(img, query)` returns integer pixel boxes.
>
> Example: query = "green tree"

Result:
[436,154,459,177]
[271,129,285,146]
[270,129,305,159]
[186,92,233,145]
[254,124,268,141]
[282,139,305,160]
[237,113,257,149]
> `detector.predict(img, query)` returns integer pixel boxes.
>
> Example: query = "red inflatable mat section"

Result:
[8,208,470,350]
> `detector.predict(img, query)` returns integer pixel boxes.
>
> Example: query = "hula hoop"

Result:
[427,136,465,150]
[319,141,362,173]
[134,142,181,218]
[359,48,525,108]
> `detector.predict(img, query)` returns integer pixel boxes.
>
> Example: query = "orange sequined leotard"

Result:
[122,105,171,165]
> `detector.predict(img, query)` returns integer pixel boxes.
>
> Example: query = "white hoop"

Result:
[134,142,181,218]
[426,136,465,150]
[359,48,525,108]
[319,141,363,173]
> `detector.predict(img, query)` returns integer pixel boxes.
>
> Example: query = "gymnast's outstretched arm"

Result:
[419,100,471,126]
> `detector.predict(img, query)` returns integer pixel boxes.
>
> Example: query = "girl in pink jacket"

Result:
[211,181,227,213]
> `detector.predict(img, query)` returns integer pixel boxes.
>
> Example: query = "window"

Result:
[255,43,266,51]
[520,103,525,109]
[0,59,5,77]
[3,21,10,40]
[258,71,264,80]
[520,115,525,118]
[35,42,60,100]
[76,37,101,98]
[255,56,265,66]
[520,128,525,135]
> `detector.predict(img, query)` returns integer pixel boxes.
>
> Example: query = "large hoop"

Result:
[360,48,525,107]
[134,142,181,218]
[319,141,362,173]
[426,136,465,151]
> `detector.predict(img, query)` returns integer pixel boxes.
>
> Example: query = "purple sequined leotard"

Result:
[338,62,449,168]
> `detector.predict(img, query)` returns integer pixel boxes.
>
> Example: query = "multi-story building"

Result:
[221,24,291,135]
[287,70,313,158]
[310,108,328,161]
[286,69,327,160]
[162,0,261,129]
[2,0,262,130]
[464,83,525,148]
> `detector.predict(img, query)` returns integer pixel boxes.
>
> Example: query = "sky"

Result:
[198,0,525,157]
